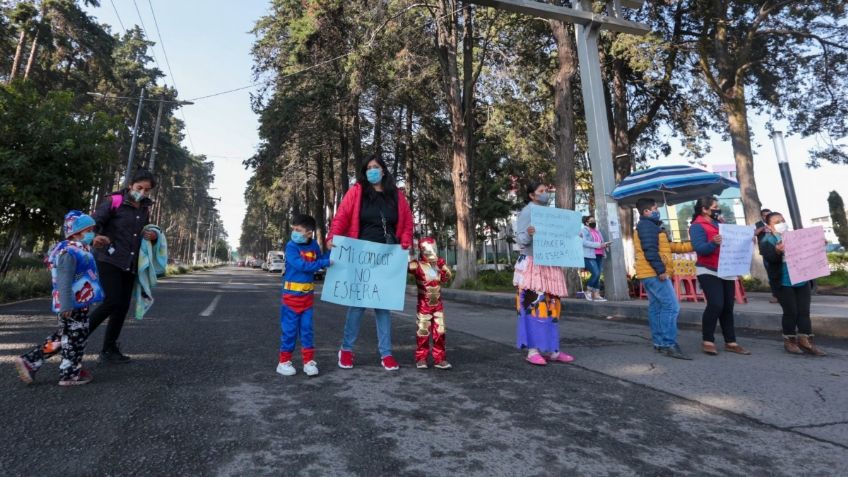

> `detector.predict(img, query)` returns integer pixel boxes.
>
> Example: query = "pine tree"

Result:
[828,191,848,248]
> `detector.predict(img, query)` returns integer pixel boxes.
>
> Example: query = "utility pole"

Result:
[148,97,192,172]
[771,131,803,230]
[193,206,204,266]
[124,87,145,187]
[148,97,165,172]
[469,0,649,300]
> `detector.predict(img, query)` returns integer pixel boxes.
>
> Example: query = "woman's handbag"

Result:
[380,211,397,245]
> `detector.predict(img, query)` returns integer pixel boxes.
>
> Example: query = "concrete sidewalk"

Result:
[435,287,848,338]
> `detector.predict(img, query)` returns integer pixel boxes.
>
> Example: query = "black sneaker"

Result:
[662,345,692,360]
[100,344,131,364]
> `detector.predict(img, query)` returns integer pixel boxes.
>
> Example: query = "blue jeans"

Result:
[641,277,680,348]
[584,255,603,289]
[341,307,393,358]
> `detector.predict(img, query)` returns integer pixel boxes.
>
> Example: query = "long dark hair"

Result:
[524,181,544,204]
[691,195,718,222]
[358,156,398,205]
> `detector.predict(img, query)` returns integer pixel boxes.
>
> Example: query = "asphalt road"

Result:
[1,267,846,476]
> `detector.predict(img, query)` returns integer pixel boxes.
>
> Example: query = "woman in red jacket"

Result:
[689,196,750,356]
[326,156,413,371]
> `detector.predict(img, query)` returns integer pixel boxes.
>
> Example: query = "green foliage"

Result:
[0,267,51,303]
[828,191,848,248]
[0,81,117,247]
[816,270,848,290]
[459,270,514,292]
[739,276,769,293]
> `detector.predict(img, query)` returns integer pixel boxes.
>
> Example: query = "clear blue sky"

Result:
[85,1,847,247]
[86,0,267,247]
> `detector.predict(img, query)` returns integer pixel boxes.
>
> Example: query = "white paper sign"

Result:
[717,224,755,277]
[607,203,621,240]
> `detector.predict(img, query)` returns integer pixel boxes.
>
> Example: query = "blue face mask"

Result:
[130,190,145,202]
[650,210,661,221]
[535,192,551,205]
[366,168,382,184]
[291,231,308,244]
[80,231,95,245]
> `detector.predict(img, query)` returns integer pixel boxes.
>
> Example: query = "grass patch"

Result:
[740,276,770,293]
[817,270,848,289]
[0,267,51,303]
[459,270,514,292]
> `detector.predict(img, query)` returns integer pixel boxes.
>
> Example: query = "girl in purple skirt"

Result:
[513,181,575,366]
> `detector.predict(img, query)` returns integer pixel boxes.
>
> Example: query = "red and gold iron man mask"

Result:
[419,237,438,263]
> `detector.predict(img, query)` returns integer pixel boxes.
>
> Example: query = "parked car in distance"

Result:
[236,260,245,267]
[252,260,265,269]
[826,243,845,253]
[266,251,285,273]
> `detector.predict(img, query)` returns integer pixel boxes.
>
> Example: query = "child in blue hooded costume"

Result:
[276,214,332,377]
[15,211,104,386]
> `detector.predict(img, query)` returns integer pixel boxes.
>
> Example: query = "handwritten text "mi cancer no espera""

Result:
[329,244,393,301]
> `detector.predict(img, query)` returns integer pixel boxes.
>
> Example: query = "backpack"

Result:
[110,193,123,212]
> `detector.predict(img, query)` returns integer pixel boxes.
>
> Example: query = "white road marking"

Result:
[200,295,221,317]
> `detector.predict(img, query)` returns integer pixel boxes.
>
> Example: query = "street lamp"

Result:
[86,91,193,184]
[771,131,803,230]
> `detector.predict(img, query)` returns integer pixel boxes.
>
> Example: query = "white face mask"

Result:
[773,222,789,235]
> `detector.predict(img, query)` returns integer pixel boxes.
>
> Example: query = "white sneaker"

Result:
[276,361,296,376]
[594,296,608,302]
[583,292,593,301]
[303,360,319,377]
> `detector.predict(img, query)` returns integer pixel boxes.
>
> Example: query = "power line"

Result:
[109,0,126,32]
[131,0,162,73]
[144,0,196,152]
[185,2,462,103]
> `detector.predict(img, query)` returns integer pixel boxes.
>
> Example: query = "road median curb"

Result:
[429,287,848,338]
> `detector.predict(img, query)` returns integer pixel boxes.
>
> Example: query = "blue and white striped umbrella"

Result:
[611,165,738,206]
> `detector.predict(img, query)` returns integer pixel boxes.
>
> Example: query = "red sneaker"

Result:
[338,350,354,369]
[381,355,399,371]
[59,369,93,386]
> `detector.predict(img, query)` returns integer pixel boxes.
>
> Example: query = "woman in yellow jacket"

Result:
[633,198,694,359]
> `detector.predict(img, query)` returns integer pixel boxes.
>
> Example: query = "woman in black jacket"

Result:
[88,169,159,363]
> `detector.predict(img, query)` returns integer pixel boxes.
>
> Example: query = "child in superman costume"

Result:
[276,214,331,377]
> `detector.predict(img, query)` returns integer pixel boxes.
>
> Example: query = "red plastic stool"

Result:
[638,281,648,299]
[734,278,748,304]
[673,275,703,302]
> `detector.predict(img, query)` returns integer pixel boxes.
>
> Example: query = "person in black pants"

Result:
[89,169,158,363]
[754,208,780,303]
[689,196,750,356]
[759,212,826,356]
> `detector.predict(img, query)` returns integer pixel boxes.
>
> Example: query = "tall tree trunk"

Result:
[23,30,39,80]
[0,223,23,276]
[315,152,327,248]
[9,30,26,82]
[373,94,383,161]
[350,94,363,169]
[404,105,414,209]
[610,55,637,276]
[339,104,350,195]
[550,19,581,296]
[721,87,767,281]
[434,0,477,287]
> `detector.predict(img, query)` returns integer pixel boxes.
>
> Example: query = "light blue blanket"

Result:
[134,225,168,319]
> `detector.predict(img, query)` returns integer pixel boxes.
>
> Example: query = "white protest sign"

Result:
[717,224,755,277]
[530,204,584,267]
[783,226,831,284]
[320,236,408,311]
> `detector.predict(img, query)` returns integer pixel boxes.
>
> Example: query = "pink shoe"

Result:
[525,353,547,366]
[549,352,575,363]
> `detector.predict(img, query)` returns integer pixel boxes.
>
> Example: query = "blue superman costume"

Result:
[279,239,330,364]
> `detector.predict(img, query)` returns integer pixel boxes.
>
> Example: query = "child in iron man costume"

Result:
[408,237,452,370]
